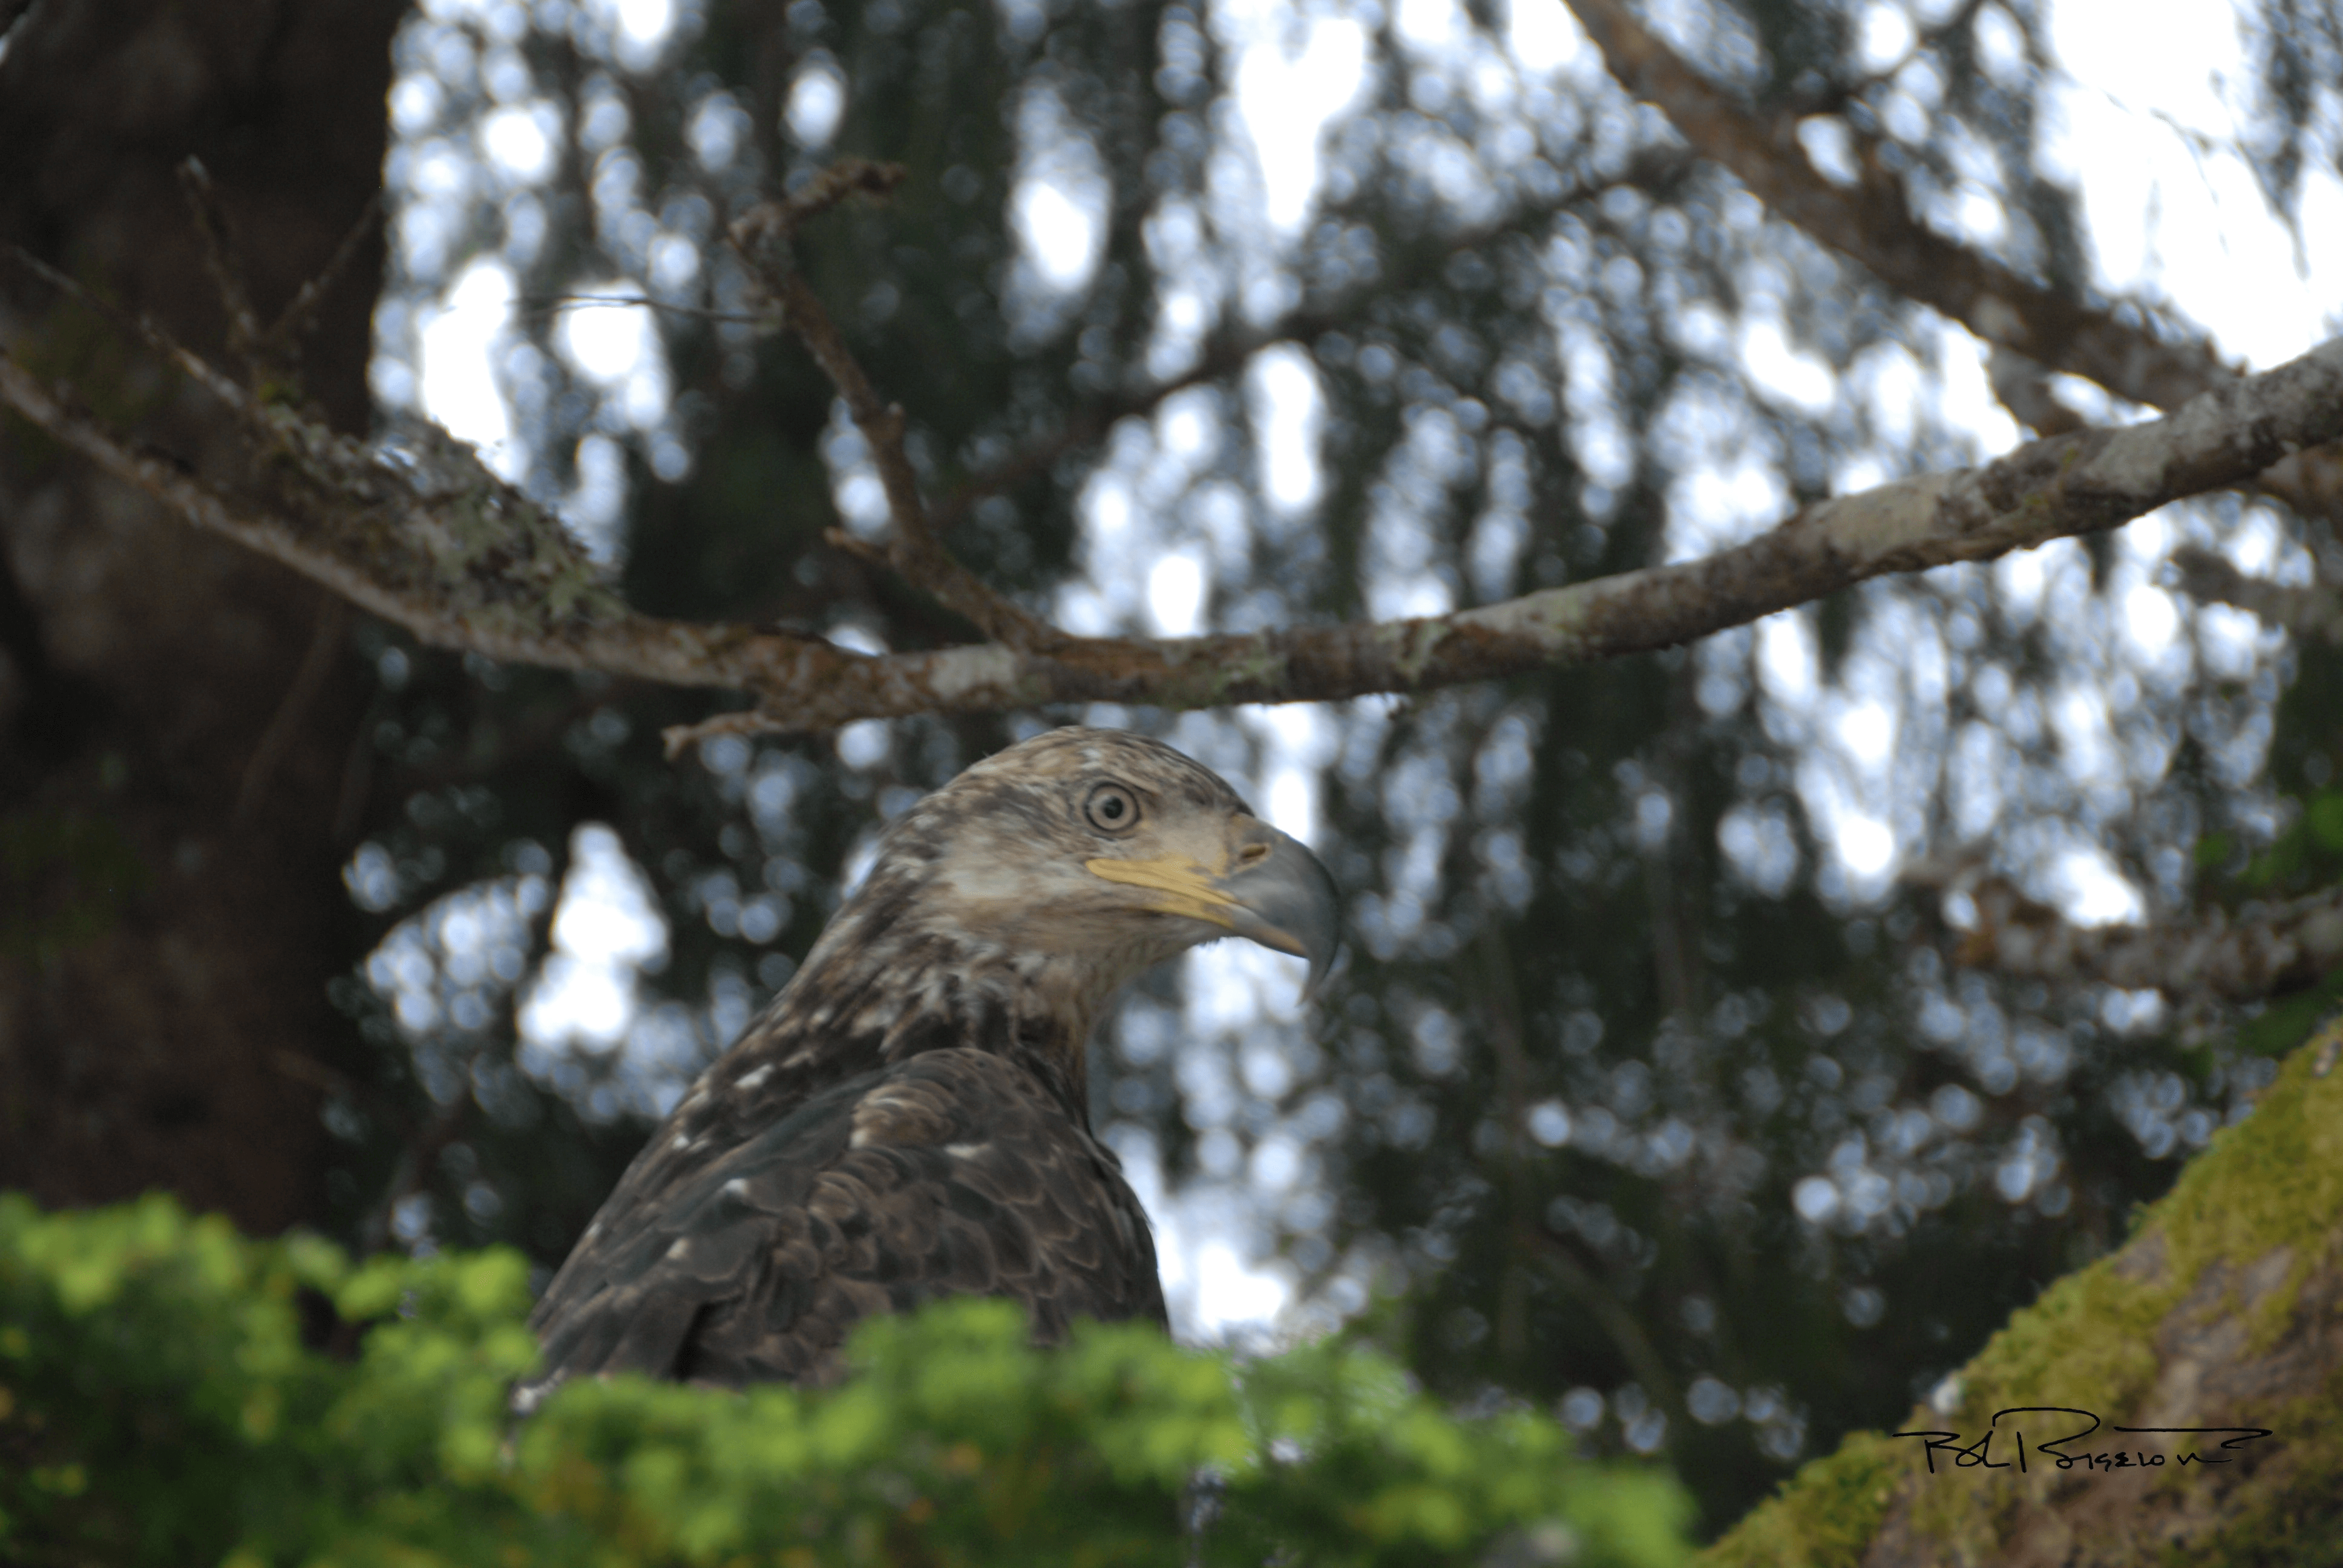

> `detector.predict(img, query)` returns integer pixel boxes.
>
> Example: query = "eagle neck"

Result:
[710,923,1101,1128]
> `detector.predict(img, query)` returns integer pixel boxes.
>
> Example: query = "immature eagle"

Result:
[523,727,1338,1396]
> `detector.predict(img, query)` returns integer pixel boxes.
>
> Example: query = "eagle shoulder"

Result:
[526,1047,1163,1393]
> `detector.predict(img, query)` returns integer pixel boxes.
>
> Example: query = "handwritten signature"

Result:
[1893,1408,2273,1475]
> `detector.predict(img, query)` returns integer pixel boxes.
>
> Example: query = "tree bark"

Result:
[1703,1021,2343,1566]
[8,304,2340,749]
[0,0,401,1232]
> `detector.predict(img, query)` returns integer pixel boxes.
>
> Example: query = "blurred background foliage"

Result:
[7,0,2343,1547]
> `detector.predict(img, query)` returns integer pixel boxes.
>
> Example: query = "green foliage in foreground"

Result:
[0,1195,1691,1567]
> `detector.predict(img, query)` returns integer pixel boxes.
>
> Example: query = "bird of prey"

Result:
[522,727,1339,1399]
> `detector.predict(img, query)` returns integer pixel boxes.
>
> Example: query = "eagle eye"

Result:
[1083,782,1141,834]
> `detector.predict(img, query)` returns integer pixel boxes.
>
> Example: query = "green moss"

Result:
[1705,1021,2343,1565]
[1699,1429,1901,1568]
[1956,1016,2343,1419]
[2171,1362,2343,1568]
[1902,1021,2343,1554]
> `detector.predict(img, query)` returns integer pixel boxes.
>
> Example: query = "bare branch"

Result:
[662,705,790,757]
[820,524,895,573]
[774,267,1059,648]
[235,592,352,826]
[726,163,1060,652]
[732,157,907,244]
[2167,546,2343,644]
[1954,878,2343,1002]
[260,189,383,364]
[931,145,1695,534]
[7,325,2343,743]
[522,293,773,326]
[6,245,254,413]
[1987,347,2091,437]
[172,158,376,401]
[1558,0,2230,411]
[177,157,267,376]
[1558,0,2343,528]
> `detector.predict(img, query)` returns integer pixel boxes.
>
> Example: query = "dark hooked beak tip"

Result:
[1220,825,1343,1002]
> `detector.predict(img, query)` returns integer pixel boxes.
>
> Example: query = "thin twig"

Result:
[4,244,257,415]
[821,524,894,572]
[730,157,908,250]
[236,593,352,827]
[177,157,267,376]
[262,189,384,360]
[664,706,790,757]
[784,268,1057,647]
[1559,0,2233,413]
[2167,546,2343,645]
[520,293,775,325]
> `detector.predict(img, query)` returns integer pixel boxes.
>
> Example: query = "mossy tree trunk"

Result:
[0,0,402,1232]
[1706,1019,2343,1567]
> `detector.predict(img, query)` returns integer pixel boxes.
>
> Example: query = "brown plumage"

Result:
[522,727,1339,1398]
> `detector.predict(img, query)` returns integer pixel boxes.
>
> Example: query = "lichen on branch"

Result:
[7,324,2343,746]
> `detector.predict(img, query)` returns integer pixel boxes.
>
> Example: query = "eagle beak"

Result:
[1087,819,1342,1001]
[1216,823,1343,1001]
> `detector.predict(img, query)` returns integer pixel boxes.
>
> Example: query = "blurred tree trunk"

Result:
[1705,1024,2343,1567]
[0,0,401,1232]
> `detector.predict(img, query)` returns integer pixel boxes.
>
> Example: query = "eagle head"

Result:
[796,728,1341,1056]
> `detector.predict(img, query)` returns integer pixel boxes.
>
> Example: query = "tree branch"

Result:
[6,245,253,411]
[235,591,351,827]
[1559,0,2343,531]
[177,157,267,377]
[1987,347,2092,438]
[1558,0,2230,411]
[6,322,2343,747]
[260,187,383,370]
[726,164,1060,652]
[1951,878,2343,1003]
[2168,546,2343,645]
[927,144,1696,535]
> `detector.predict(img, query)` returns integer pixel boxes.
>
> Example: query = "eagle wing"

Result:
[526,1047,1165,1391]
